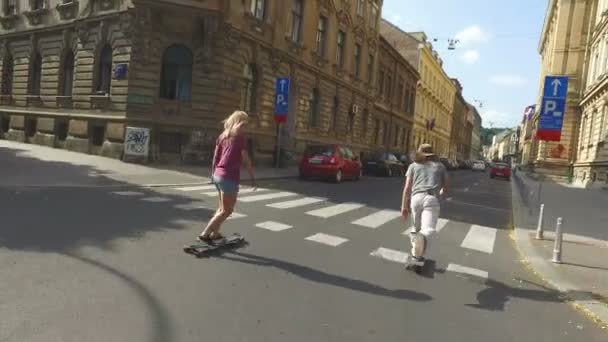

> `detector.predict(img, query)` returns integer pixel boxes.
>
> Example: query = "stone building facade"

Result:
[469,104,482,159]
[1,0,423,165]
[577,0,608,187]
[379,20,456,157]
[527,0,595,177]
[449,78,468,161]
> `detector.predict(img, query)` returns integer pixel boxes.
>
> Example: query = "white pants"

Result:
[410,192,440,256]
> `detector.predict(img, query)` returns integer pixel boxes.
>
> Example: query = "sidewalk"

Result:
[0,140,298,188]
[511,172,608,327]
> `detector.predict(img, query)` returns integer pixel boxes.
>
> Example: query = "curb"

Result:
[510,175,608,329]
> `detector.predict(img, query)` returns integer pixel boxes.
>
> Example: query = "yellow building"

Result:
[380,21,455,156]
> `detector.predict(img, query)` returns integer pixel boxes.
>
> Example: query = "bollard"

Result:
[551,217,564,264]
[535,204,545,240]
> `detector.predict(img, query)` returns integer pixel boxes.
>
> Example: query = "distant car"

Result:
[472,161,486,171]
[393,152,412,169]
[299,144,361,183]
[490,162,511,180]
[362,152,405,177]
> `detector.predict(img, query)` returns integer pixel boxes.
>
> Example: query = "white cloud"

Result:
[489,74,527,86]
[481,110,519,128]
[460,50,480,64]
[455,25,491,45]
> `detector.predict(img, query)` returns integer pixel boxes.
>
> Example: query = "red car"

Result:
[299,144,362,183]
[490,162,512,181]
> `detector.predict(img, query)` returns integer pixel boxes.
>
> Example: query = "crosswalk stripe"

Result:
[112,191,144,196]
[370,247,409,264]
[460,225,497,254]
[201,188,268,197]
[227,212,247,220]
[173,203,212,211]
[305,233,348,247]
[255,221,293,232]
[141,197,172,203]
[239,191,296,203]
[352,210,401,228]
[175,185,217,192]
[267,197,325,209]
[306,203,365,218]
[446,263,488,279]
[402,218,450,235]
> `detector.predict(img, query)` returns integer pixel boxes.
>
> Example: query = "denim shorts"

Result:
[213,176,239,195]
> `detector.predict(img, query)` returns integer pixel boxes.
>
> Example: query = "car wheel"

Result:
[334,169,343,183]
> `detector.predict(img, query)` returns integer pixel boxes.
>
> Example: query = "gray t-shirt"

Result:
[406,161,447,195]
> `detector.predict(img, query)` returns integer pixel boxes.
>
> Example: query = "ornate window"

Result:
[28,53,42,96]
[309,88,320,127]
[241,64,257,113]
[2,0,17,15]
[59,50,74,96]
[316,15,327,57]
[160,44,193,101]
[336,30,345,68]
[353,44,361,78]
[95,44,112,94]
[1,53,13,95]
[250,0,266,20]
[291,0,303,43]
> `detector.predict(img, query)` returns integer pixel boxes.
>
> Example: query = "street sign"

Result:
[537,75,569,141]
[274,77,290,123]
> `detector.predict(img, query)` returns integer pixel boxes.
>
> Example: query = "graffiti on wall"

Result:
[124,127,151,158]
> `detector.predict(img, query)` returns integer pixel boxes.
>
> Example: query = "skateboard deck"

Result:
[406,256,431,275]
[183,234,245,257]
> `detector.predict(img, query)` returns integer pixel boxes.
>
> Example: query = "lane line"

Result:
[305,233,348,247]
[112,191,144,196]
[306,203,365,218]
[141,197,172,203]
[370,247,409,264]
[201,188,268,197]
[402,218,450,235]
[175,185,217,192]
[446,263,488,279]
[267,197,325,209]
[352,209,401,228]
[255,221,293,232]
[460,225,497,254]
[239,192,296,203]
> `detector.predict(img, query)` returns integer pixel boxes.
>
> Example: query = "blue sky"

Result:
[381,0,547,128]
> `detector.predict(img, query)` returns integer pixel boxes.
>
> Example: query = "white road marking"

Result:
[446,197,453,201]
[227,212,247,220]
[460,225,497,254]
[267,197,325,209]
[306,203,365,218]
[201,188,268,197]
[474,182,479,186]
[352,209,401,228]
[305,233,348,247]
[239,192,296,203]
[175,185,217,192]
[141,197,172,203]
[446,263,488,279]
[370,247,409,264]
[255,221,293,232]
[402,218,450,235]
[112,191,144,196]
[463,187,470,192]
[173,203,211,211]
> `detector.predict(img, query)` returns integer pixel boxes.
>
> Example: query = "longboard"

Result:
[183,234,245,257]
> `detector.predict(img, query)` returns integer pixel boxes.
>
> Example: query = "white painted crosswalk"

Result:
[305,233,348,247]
[460,225,497,254]
[267,197,325,209]
[306,203,365,218]
[352,209,401,229]
[370,247,409,264]
[255,221,293,232]
[175,185,217,192]
[239,192,296,203]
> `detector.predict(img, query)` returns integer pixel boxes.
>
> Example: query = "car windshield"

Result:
[305,145,333,157]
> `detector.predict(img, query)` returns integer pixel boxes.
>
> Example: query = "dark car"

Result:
[362,152,405,177]
[299,144,361,183]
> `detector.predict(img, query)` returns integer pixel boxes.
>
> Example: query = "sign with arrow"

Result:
[537,75,569,141]
[274,77,290,123]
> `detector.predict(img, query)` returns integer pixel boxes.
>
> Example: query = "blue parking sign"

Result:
[274,78,290,122]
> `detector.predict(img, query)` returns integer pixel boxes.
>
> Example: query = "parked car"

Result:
[362,152,405,177]
[299,144,361,183]
[393,152,412,169]
[490,162,511,180]
[472,160,486,171]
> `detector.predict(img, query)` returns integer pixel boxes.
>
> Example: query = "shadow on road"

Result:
[218,251,433,302]
[466,278,563,311]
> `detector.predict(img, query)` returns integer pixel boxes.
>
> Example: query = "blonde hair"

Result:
[222,110,249,138]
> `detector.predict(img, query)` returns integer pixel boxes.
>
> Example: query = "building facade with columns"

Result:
[577,0,608,187]
[527,0,595,177]
[1,0,423,165]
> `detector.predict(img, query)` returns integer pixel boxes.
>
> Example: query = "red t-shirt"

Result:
[212,133,247,183]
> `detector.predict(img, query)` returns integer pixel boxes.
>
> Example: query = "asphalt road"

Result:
[0,162,606,341]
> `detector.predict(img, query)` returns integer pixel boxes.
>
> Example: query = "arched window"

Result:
[29,53,42,96]
[95,44,112,94]
[1,53,13,95]
[60,50,74,96]
[240,64,257,113]
[160,44,193,101]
